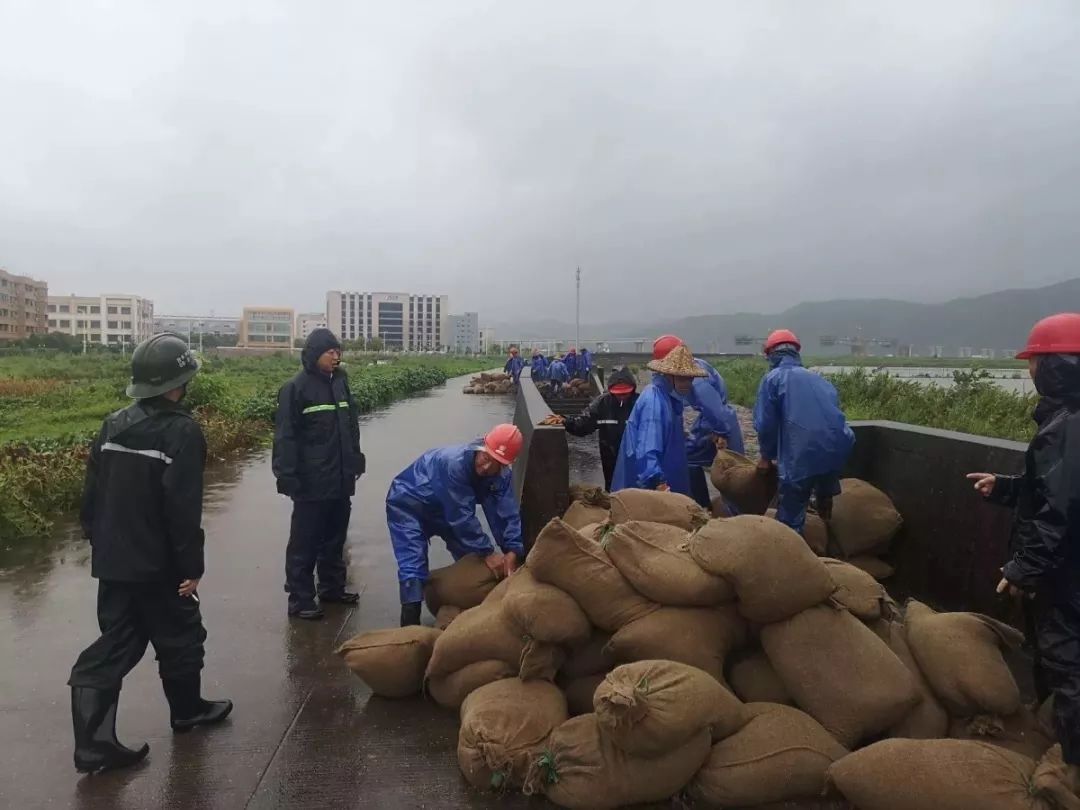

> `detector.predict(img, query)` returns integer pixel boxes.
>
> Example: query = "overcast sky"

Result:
[1,1,1078,324]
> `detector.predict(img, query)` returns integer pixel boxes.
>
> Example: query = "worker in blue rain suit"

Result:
[968,313,1080,778]
[504,347,525,386]
[548,357,569,396]
[388,424,525,627]
[612,344,708,495]
[652,335,746,510]
[530,349,548,381]
[563,348,579,379]
[578,348,593,380]
[753,329,854,535]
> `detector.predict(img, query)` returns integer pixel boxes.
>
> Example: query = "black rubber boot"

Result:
[71,686,149,774]
[288,603,325,620]
[400,602,422,627]
[319,591,359,605]
[163,676,233,733]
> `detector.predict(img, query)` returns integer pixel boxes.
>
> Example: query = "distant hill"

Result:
[494,278,1080,356]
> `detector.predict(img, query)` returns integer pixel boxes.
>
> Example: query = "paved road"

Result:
[0,376,552,810]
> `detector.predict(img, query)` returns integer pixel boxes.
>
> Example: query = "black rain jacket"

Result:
[992,354,1080,608]
[563,366,640,471]
[272,333,364,501]
[80,398,207,582]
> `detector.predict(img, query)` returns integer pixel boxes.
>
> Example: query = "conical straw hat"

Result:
[647,344,708,377]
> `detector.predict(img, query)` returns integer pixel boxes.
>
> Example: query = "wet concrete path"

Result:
[0,374,593,810]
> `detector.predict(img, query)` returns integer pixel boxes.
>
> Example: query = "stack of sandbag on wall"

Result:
[463,372,513,394]
[334,486,1080,809]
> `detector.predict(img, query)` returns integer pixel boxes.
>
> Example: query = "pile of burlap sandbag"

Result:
[712,451,904,580]
[463,372,514,395]
[335,487,1079,809]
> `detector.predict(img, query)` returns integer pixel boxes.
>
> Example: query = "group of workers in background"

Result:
[66,313,1080,778]
[504,345,592,394]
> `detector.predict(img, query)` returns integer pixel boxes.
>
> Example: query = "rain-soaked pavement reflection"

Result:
[0,375,604,809]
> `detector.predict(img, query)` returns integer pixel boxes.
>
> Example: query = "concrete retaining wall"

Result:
[847,420,1026,615]
[512,367,569,549]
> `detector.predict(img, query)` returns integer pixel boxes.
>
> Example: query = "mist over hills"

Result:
[493,278,1080,356]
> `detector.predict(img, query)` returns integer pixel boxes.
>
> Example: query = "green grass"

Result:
[0,353,495,541]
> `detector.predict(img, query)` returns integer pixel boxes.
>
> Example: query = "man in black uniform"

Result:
[68,333,232,774]
[273,328,365,620]
[560,366,639,490]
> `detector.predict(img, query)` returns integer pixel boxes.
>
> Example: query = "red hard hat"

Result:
[1016,313,1080,359]
[483,424,524,466]
[652,334,683,360]
[764,329,801,354]
[609,383,635,396]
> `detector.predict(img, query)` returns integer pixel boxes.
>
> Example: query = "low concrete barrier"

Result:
[512,368,569,549]
[847,420,1026,616]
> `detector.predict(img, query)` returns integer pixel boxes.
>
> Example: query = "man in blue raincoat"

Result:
[753,329,854,535]
[387,424,525,626]
[612,344,708,495]
[548,357,569,396]
[530,349,548,381]
[563,348,578,379]
[504,347,525,386]
[578,348,593,380]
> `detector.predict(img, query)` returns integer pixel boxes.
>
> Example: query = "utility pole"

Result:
[575,267,581,351]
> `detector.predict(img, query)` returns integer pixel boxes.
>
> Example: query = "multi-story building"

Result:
[296,312,327,341]
[326,291,448,351]
[47,293,153,348]
[0,268,48,343]
[154,315,240,337]
[479,326,496,354]
[239,307,295,348]
[447,312,480,354]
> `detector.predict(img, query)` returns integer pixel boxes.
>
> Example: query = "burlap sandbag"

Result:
[525,714,711,809]
[904,599,1025,717]
[336,626,441,698]
[458,679,568,791]
[604,520,735,606]
[528,518,659,632]
[605,605,746,682]
[560,632,614,680]
[503,567,591,646]
[425,600,524,678]
[822,558,888,622]
[563,674,604,717]
[519,638,566,682]
[871,618,949,739]
[827,739,1080,810]
[949,708,1056,762]
[767,507,829,555]
[691,702,849,807]
[762,604,919,747]
[424,554,498,615]
[562,500,610,530]
[427,659,516,710]
[594,660,747,756]
[689,516,836,624]
[608,488,709,531]
[568,484,611,508]
[829,478,903,558]
[727,649,793,705]
[434,605,461,630]
[711,449,778,515]
[846,555,895,581]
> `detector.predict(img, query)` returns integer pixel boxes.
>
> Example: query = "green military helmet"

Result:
[126,333,200,399]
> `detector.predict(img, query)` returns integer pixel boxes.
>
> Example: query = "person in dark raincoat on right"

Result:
[559,366,639,490]
[969,312,1080,778]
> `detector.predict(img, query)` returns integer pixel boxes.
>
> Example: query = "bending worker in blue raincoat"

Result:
[548,357,569,396]
[652,334,745,510]
[387,424,525,626]
[753,330,854,535]
[504,347,525,386]
[612,344,708,495]
[530,350,548,381]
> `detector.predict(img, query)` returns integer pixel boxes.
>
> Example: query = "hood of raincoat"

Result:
[607,366,637,392]
[302,328,342,373]
[1033,353,1080,424]
[768,346,803,369]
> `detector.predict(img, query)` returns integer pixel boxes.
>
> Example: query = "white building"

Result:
[48,293,154,348]
[296,312,327,341]
[479,326,496,353]
[447,312,480,354]
[326,291,448,351]
[154,315,240,337]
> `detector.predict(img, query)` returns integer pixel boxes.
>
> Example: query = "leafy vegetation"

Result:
[0,353,494,541]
